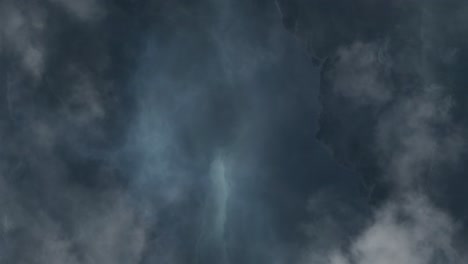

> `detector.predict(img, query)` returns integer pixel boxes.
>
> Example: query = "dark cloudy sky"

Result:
[1,0,468,263]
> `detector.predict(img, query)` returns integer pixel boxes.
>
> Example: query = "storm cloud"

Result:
[278,0,468,263]
[1,0,468,263]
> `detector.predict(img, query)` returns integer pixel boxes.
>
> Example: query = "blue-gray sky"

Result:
[1,1,467,263]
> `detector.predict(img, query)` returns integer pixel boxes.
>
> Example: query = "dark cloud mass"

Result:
[1,0,468,263]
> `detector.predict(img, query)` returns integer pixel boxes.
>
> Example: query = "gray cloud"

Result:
[302,194,463,264]
[48,0,105,21]
[3,0,468,263]
[328,194,461,264]
[282,1,468,263]
[0,1,46,79]
[330,41,392,106]
[376,85,464,188]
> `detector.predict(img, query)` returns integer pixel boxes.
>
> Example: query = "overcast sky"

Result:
[1,1,468,263]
